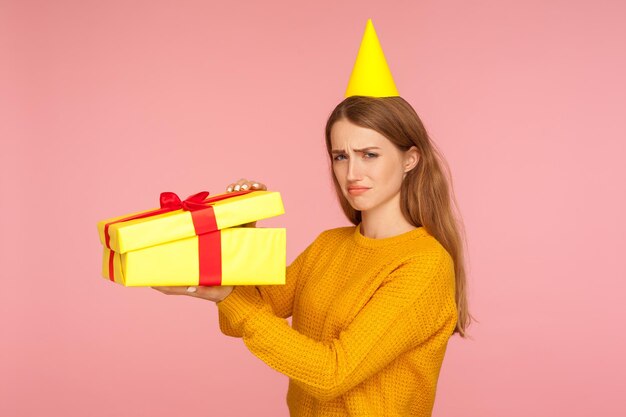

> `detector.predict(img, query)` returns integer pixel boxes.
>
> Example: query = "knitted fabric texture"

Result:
[216,224,457,417]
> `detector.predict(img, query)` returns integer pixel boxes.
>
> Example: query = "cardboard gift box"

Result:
[97,190,286,286]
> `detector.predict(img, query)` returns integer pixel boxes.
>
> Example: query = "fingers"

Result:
[152,286,190,295]
[152,286,202,295]
[152,285,233,302]
[226,178,267,192]
[226,178,251,192]
[195,285,234,302]
[254,182,268,191]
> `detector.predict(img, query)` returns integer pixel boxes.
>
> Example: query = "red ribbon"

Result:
[104,190,253,285]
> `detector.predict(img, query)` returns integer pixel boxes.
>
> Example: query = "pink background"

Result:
[1,0,625,416]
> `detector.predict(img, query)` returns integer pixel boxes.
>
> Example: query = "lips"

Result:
[347,186,370,195]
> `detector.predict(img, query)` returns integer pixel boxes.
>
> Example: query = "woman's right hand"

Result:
[226,178,267,193]
[226,178,267,228]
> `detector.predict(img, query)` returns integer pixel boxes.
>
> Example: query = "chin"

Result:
[346,200,372,212]
[343,190,378,211]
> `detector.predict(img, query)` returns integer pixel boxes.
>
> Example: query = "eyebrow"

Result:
[331,146,381,154]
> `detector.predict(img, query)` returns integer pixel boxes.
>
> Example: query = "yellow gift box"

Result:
[102,227,286,286]
[97,190,286,286]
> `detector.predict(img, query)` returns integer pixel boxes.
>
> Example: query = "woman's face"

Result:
[330,118,418,213]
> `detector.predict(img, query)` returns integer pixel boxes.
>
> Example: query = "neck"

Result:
[360,192,417,239]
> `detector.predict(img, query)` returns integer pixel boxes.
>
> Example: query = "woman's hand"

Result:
[225,178,267,193]
[152,285,234,303]
[226,178,267,228]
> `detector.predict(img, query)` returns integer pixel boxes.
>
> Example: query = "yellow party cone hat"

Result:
[345,19,399,98]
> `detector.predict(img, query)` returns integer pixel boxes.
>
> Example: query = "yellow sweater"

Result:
[216,223,457,417]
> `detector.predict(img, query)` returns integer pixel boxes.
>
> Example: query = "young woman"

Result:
[154,95,470,416]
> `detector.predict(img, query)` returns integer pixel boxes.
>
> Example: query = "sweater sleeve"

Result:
[215,247,457,401]
[218,235,315,338]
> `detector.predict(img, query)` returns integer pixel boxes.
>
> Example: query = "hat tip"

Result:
[344,17,399,98]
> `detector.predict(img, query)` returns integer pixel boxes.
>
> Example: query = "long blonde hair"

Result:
[324,96,472,337]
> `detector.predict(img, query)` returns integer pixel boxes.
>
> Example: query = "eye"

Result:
[364,152,378,158]
[333,154,347,161]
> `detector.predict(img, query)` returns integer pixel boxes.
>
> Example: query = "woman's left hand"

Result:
[152,285,234,303]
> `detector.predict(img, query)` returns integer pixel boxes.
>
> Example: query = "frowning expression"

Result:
[330,119,418,213]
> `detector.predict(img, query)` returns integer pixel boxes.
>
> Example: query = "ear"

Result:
[403,146,420,173]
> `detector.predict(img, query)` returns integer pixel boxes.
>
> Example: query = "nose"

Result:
[346,157,362,182]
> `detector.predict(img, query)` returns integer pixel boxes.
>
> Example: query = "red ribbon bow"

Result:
[160,191,210,210]
[160,190,252,211]
[103,189,253,285]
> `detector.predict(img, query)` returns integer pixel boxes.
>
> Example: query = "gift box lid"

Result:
[97,190,284,254]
